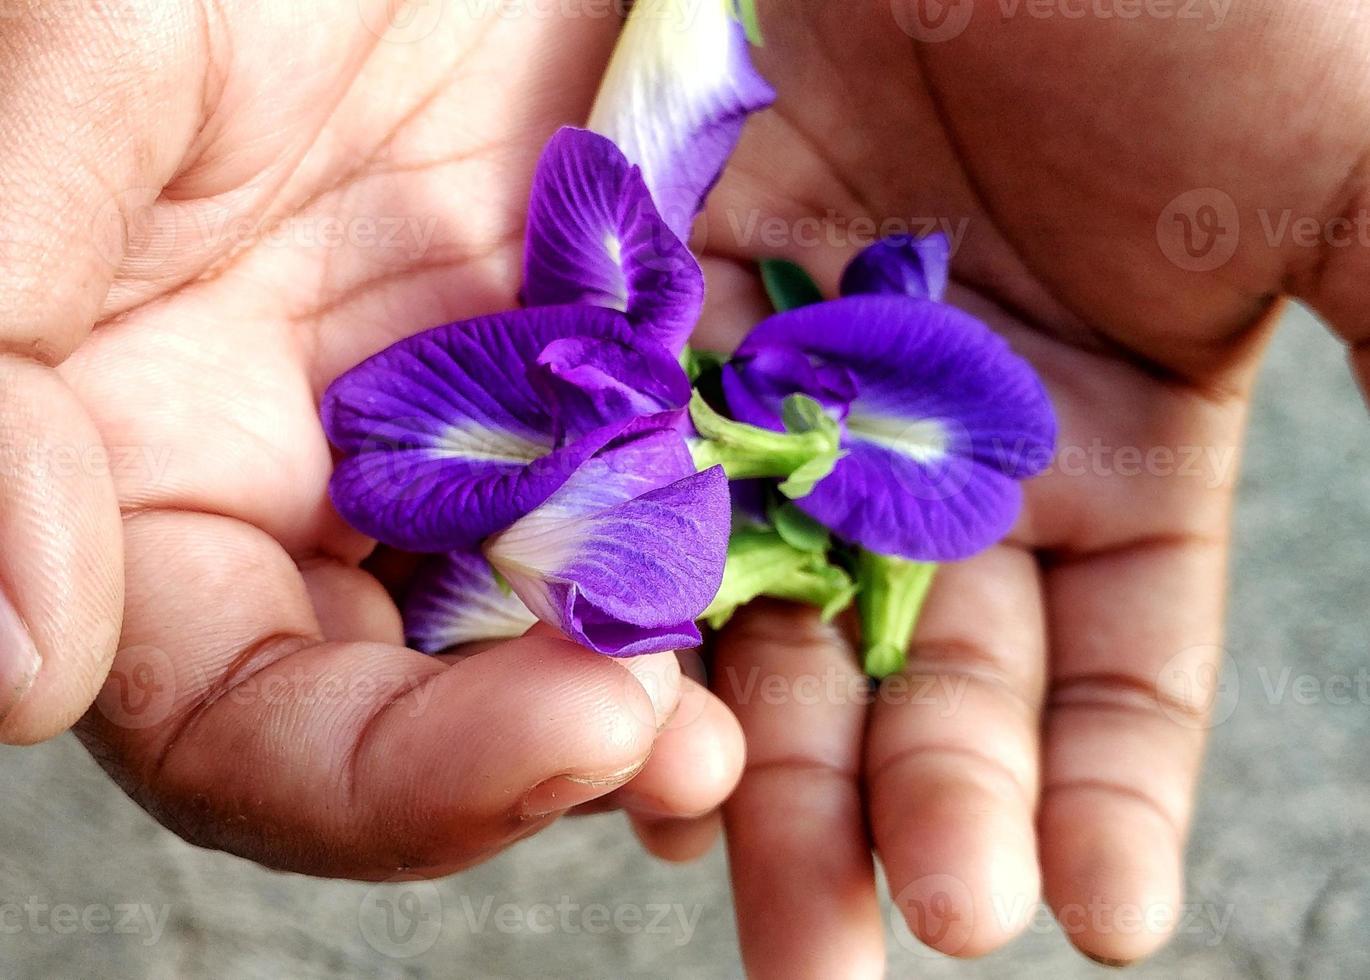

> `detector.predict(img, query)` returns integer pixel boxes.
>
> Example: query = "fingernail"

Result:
[521,763,645,819]
[0,588,40,725]
[620,653,682,729]
[1083,953,1132,969]
[615,788,711,821]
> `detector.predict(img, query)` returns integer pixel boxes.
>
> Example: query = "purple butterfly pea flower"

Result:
[323,1,776,655]
[839,232,951,301]
[321,297,728,656]
[322,129,722,655]
[587,0,776,242]
[721,237,1057,561]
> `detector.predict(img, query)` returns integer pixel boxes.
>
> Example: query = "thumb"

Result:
[0,3,204,742]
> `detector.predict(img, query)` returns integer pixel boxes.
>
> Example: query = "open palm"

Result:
[8,0,1368,973]
[0,3,744,878]
[690,0,1370,971]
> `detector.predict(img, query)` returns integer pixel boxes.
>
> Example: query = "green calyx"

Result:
[689,391,843,499]
[729,0,765,46]
[702,525,855,629]
[855,551,937,680]
[680,346,727,383]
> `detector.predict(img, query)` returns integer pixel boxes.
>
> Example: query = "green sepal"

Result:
[689,391,842,496]
[681,346,728,383]
[768,501,829,553]
[759,258,822,312]
[855,551,937,680]
[702,527,855,629]
[730,0,765,47]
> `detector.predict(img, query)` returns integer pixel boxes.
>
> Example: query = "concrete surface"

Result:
[1,303,1367,979]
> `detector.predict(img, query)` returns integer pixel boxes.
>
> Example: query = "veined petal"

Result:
[404,551,537,654]
[587,0,775,240]
[322,304,635,552]
[839,233,950,300]
[531,334,690,442]
[730,295,1056,559]
[721,344,856,428]
[795,442,1024,561]
[523,127,704,353]
[484,431,729,656]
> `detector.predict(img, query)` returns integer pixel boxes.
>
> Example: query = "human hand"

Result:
[694,0,1370,971]
[4,1,742,875]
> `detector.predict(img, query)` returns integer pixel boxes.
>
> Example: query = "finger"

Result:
[300,558,404,646]
[79,509,666,878]
[436,628,684,726]
[693,256,773,353]
[714,603,885,980]
[628,811,723,864]
[0,361,123,744]
[0,6,207,743]
[867,545,1045,959]
[1040,533,1228,965]
[614,676,745,819]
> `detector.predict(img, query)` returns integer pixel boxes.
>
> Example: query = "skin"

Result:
[0,2,744,877]
[692,0,1370,973]
[1,0,1366,972]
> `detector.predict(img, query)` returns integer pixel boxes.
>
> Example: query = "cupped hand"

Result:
[694,0,1370,971]
[2,1,742,876]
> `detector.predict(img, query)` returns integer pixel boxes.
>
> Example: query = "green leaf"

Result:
[759,258,823,312]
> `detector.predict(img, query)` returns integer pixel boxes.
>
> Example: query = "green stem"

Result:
[688,391,841,497]
[856,551,937,680]
[702,527,854,629]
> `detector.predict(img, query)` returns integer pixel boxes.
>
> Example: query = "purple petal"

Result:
[322,304,636,552]
[587,2,775,241]
[531,334,690,443]
[721,344,857,427]
[484,432,729,656]
[523,127,704,353]
[729,295,1056,560]
[839,233,950,301]
[404,551,537,654]
[795,442,1024,561]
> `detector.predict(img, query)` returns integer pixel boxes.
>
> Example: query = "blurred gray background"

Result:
[1,303,1367,979]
